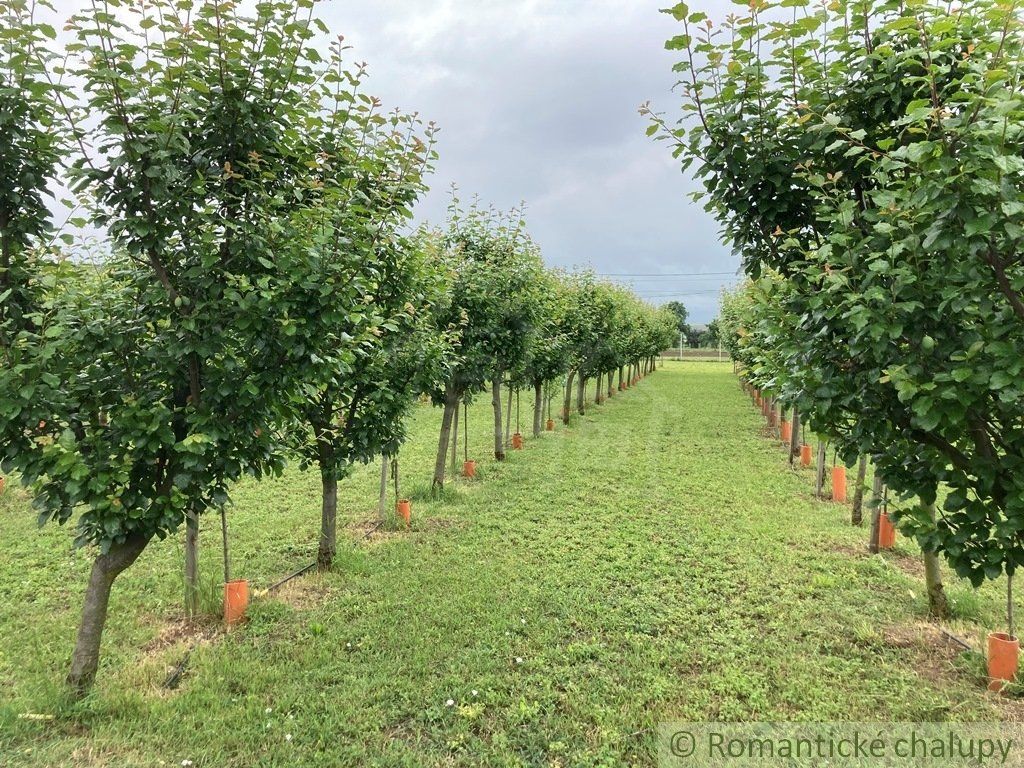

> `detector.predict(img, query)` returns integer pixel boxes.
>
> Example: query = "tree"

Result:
[699,319,720,348]
[292,227,447,567]
[0,0,63,480]
[0,0,61,338]
[629,303,676,377]
[556,272,603,422]
[596,285,637,402]
[0,0,392,695]
[281,47,440,569]
[664,300,689,337]
[573,281,620,414]
[426,200,543,488]
[652,0,1024,624]
[521,270,571,438]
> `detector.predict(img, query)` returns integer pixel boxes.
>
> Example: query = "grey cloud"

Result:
[326,0,740,322]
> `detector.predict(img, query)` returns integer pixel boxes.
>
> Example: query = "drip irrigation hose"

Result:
[164,557,318,690]
[267,562,317,593]
[940,629,972,651]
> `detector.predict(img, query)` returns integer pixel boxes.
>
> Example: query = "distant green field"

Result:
[0,363,1017,767]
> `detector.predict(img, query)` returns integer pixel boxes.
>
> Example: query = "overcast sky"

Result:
[47,0,740,322]
[318,0,740,323]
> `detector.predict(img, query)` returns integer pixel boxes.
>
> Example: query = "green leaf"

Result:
[667,2,689,21]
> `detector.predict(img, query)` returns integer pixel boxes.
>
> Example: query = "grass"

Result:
[0,362,1019,767]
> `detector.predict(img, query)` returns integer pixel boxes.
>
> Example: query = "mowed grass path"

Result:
[0,363,1016,767]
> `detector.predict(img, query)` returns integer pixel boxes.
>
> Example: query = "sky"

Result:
[316,0,741,323]
[46,0,741,323]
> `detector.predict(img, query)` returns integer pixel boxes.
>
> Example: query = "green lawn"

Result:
[0,363,1018,767]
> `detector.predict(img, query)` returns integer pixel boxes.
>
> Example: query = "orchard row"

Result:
[0,0,676,697]
[648,0,1024,691]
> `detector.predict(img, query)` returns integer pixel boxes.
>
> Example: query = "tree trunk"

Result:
[492,378,506,461]
[814,440,827,498]
[868,474,884,553]
[607,373,614,399]
[433,387,458,489]
[67,533,150,697]
[789,408,801,464]
[851,456,868,526]
[595,372,603,404]
[562,369,576,424]
[617,367,623,390]
[922,500,950,619]
[318,473,338,570]
[378,455,389,522]
[184,509,199,618]
[533,381,543,438]
[576,373,586,416]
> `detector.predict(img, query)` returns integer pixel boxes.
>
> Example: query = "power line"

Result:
[614,282,734,285]
[634,291,731,298]
[597,271,737,277]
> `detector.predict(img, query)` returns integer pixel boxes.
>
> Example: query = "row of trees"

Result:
[650,0,1024,641]
[0,0,675,696]
[422,205,677,489]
